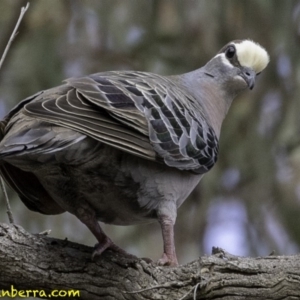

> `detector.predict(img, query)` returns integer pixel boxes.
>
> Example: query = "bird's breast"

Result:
[34,143,202,225]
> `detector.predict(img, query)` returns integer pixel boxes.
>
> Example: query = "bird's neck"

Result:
[197,80,234,137]
[178,71,235,138]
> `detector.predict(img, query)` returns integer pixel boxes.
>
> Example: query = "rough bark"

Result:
[0,222,299,300]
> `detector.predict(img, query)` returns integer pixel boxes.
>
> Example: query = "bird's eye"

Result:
[225,46,236,59]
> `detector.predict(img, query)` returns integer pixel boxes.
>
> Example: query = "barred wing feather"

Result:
[23,71,218,173]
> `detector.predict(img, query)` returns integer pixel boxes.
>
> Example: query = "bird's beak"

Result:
[240,67,256,90]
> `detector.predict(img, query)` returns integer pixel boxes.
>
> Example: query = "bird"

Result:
[0,39,269,266]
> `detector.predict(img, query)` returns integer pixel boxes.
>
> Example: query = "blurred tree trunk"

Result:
[0,223,299,300]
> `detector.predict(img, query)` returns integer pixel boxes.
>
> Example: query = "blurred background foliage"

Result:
[0,0,300,264]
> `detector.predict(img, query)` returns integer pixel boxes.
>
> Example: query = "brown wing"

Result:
[22,71,218,173]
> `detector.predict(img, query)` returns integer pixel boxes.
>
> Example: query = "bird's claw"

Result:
[92,238,138,261]
[157,253,178,267]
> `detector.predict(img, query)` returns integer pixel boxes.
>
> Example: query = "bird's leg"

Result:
[75,207,136,260]
[157,214,178,266]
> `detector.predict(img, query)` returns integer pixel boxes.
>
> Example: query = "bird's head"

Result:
[204,39,269,95]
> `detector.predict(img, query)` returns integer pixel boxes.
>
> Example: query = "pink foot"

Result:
[157,253,178,267]
[92,237,138,260]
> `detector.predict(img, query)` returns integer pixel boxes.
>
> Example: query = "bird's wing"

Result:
[20,71,218,173]
[0,162,66,214]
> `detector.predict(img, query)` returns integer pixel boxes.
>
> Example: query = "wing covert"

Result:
[22,71,219,173]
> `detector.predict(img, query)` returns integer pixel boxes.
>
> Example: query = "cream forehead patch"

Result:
[235,40,269,73]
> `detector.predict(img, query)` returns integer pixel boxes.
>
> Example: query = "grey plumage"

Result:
[0,40,269,266]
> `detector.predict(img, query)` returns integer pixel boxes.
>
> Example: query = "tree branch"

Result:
[0,2,29,70]
[0,2,30,224]
[0,1,29,72]
[0,222,299,299]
